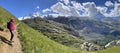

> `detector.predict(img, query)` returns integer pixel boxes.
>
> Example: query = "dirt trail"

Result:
[0,23,23,53]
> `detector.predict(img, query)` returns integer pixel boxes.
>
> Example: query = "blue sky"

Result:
[0,0,120,18]
[0,0,58,17]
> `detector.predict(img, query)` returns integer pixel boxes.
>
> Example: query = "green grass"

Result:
[0,7,19,29]
[0,6,120,53]
[43,32,83,47]
[18,23,83,53]
[97,46,120,53]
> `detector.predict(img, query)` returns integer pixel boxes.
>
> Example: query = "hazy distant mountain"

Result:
[18,12,41,20]
[46,16,120,46]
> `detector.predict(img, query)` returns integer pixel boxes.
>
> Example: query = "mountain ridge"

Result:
[46,16,120,46]
[22,17,85,49]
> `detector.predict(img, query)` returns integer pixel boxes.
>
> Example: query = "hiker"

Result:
[7,18,15,44]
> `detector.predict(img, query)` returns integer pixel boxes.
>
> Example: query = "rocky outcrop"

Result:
[80,42,101,51]
[105,40,120,48]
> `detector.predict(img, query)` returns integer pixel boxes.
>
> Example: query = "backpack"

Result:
[7,22,11,29]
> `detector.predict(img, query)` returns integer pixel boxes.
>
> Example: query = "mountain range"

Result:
[20,12,120,46]
[46,16,120,45]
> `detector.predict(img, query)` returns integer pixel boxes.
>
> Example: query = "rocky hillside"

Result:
[105,40,120,48]
[22,17,85,48]
[46,16,120,46]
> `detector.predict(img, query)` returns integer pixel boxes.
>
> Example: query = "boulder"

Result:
[80,42,101,51]
[105,40,120,48]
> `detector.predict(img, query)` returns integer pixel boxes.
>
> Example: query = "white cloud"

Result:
[18,16,31,20]
[50,2,70,15]
[42,0,120,18]
[36,6,40,9]
[32,12,41,17]
[71,1,88,17]
[97,6,112,17]
[69,7,81,16]
[43,1,97,17]
[42,1,89,17]
[119,0,120,2]
[50,2,81,17]
[97,2,120,17]
[35,5,40,11]
[105,1,113,7]
[18,17,23,20]
[42,8,51,13]
[71,1,84,10]
[18,12,42,20]
[60,0,70,5]
[50,13,72,18]
[49,14,59,17]
[82,2,98,17]
[109,2,120,17]
[43,13,69,18]
[97,7,108,14]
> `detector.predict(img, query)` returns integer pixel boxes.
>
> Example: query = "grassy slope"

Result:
[0,7,18,29]
[0,6,82,53]
[0,6,120,53]
[97,46,120,53]
[22,18,84,48]
[18,23,83,53]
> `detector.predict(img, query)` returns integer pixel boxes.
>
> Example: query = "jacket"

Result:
[9,22,15,31]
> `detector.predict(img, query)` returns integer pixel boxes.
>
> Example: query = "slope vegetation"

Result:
[22,17,84,48]
[97,46,120,53]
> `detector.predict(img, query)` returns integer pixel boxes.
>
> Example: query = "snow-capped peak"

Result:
[18,12,41,20]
